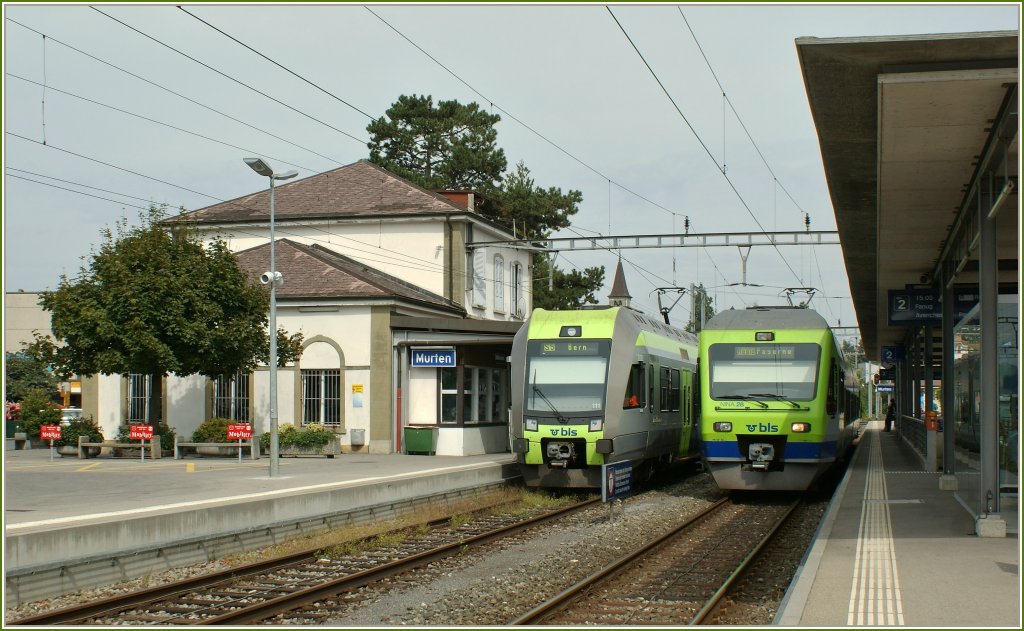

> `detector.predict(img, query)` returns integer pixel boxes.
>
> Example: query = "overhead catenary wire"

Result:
[6,73,318,173]
[364,5,685,224]
[177,6,377,121]
[90,7,368,146]
[606,6,805,289]
[4,18,345,168]
[677,8,810,219]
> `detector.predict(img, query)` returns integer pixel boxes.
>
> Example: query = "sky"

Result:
[3,2,1020,341]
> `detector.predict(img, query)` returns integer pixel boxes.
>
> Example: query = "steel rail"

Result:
[198,497,599,625]
[689,498,802,625]
[510,497,730,625]
[9,498,595,626]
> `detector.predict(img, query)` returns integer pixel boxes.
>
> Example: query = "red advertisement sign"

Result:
[227,424,253,440]
[40,425,61,441]
[129,424,154,440]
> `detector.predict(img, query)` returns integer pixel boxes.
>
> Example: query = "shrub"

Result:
[191,417,233,443]
[19,388,62,437]
[116,420,177,450]
[260,423,334,451]
[56,415,104,448]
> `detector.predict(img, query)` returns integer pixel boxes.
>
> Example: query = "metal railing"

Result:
[900,414,927,461]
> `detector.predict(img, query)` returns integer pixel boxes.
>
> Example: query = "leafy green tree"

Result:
[17,388,62,437]
[531,255,605,310]
[368,94,507,191]
[39,205,302,381]
[685,284,716,333]
[490,161,582,239]
[369,96,607,311]
[4,333,61,402]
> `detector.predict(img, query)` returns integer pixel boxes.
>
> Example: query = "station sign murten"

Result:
[410,348,457,368]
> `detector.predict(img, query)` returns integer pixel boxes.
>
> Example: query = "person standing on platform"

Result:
[884,398,896,432]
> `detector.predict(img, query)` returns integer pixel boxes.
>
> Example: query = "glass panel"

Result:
[708,343,821,400]
[997,299,1018,501]
[954,308,982,515]
[525,340,609,414]
[323,370,341,426]
[623,363,644,409]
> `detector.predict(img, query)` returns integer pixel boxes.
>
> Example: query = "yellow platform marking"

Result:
[76,462,102,472]
[186,463,195,473]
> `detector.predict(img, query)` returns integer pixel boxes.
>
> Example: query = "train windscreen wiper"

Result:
[532,370,568,422]
[717,395,768,409]
[748,393,801,408]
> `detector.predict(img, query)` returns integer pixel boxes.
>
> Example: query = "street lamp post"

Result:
[244,157,298,478]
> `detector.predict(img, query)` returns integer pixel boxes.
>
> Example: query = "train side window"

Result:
[670,369,681,412]
[623,362,645,409]
[648,363,657,412]
[660,367,671,412]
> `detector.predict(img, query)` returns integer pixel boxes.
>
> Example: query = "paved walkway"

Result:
[777,421,1020,627]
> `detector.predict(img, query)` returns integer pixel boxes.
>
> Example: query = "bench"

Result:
[173,435,259,460]
[78,436,161,459]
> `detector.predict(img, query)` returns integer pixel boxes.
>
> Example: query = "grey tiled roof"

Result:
[234,239,464,315]
[181,160,468,224]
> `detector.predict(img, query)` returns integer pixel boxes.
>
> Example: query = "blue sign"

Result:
[887,287,979,326]
[601,461,632,502]
[881,346,904,363]
[876,384,895,393]
[410,348,456,367]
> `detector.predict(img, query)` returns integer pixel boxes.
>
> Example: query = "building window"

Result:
[127,373,161,423]
[511,262,523,317]
[439,365,509,424]
[440,367,460,424]
[302,369,341,426]
[494,255,505,312]
[213,371,250,421]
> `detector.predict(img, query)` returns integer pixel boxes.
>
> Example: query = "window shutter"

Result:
[473,249,486,307]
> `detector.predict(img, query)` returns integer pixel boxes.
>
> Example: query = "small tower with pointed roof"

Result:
[608,259,631,308]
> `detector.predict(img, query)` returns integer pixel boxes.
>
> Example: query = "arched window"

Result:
[493,255,505,312]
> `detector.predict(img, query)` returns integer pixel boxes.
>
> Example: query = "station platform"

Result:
[3,448,518,605]
[777,420,1020,627]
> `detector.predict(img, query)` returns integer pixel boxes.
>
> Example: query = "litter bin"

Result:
[403,425,437,455]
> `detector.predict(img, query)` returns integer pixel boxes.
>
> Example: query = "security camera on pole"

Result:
[244,157,298,478]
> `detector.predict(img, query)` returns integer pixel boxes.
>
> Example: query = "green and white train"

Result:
[510,306,700,488]
[698,306,860,491]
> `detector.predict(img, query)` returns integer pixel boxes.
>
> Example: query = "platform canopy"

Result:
[797,31,1019,361]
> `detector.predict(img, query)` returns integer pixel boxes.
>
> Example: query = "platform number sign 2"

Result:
[894,294,909,312]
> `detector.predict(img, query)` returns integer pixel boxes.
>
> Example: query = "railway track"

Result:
[9,498,598,626]
[511,495,801,625]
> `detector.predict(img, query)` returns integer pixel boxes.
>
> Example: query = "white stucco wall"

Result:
[407,367,440,425]
[95,374,122,439]
[3,292,50,354]
[205,221,447,297]
[165,374,206,440]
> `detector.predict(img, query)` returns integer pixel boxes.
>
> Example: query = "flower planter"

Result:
[196,445,242,457]
[276,441,341,458]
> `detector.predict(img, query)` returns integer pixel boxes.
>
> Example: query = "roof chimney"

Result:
[608,260,631,308]
[435,190,476,212]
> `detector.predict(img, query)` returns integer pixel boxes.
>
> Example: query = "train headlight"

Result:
[589,418,603,432]
[525,418,538,432]
[713,422,732,432]
[791,422,812,433]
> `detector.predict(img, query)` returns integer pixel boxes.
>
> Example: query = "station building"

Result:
[27,160,531,456]
[797,30,1019,535]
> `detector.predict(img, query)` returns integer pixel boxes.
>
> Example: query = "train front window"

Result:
[709,343,820,401]
[525,340,610,414]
